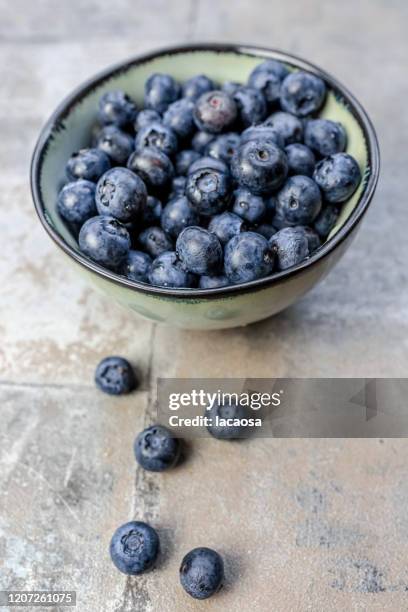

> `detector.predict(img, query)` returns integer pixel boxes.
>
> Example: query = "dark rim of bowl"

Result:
[30,42,380,300]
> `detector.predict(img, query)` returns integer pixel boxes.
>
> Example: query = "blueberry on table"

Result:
[247,59,289,105]
[274,175,322,227]
[304,119,347,157]
[270,226,309,270]
[139,226,173,258]
[193,90,238,134]
[95,356,136,395]
[144,73,180,113]
[134,109,162,132]
[179,547,224,600]
[314,204,339,238]
[79,215,130,269]
[163,98,196,139]
[120,250,152,282]
[135,121,178,157]
[66,147,110,182]
[232,187,266,224]
[182,74,215,100]
[57,180,96,225]
[149,251,196,288]
[303,226,321,253]
[224,232,274,283]
[127,147,174,190]
[176,226,223,275]
[233,85,267,127]
[161,196,199,239]
[191,130,216,154]
[263,111,304,145]
[207,402,249,439]
[313,153,361,203]
[205,132,241,164]
[98,90,137,129]
[208,211,246,245]
[96,168,147,223]
[186,168,231,216]
[199,274,229,289]
[280,71,326,117]
[110,521,159,575]
[134,424,181,471]
[285,143,316,177]
[142,196,163,227]
[95,125,134,165]
[175,149,201,176]
[188,156,229,176]
[231,140,288,195]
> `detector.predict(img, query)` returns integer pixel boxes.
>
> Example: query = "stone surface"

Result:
[0,1,407,610]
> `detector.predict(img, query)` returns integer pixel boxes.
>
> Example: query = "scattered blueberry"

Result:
[206,132,241,164]
[248,59,289,105]
[134,109,162,132]
[193,90,238,134]
[208,211,245,245]
[66,147,111,182]
[176,226,223,275]
[270,226,309,270]
[144,73,180,113]
[95,125,134,165]
[280,71,326,117]
[199,274,229,289]
[314,204,339,238]
[120,250,152,282]
[224,232,274,283]
[161,196,199,239]
[313,152,361,203]
[231,139,288,195]
[285,143,316,176]
[134,424,180,471]
[304,119,347,157]
[186,168,231,216]
[110,521,159,575]
[127,146,174,190]
[207,402,249,439]
[175,149,201,175]
[139,226,173,258]
[57,180,97,226]
[98,90,137,129]
[182,74,215,101]
[79,215,130,269]
[163,98,196,139]
[191,130,216,154]
[149,251,195,288]
[96,167,147,222]
[263,111,303,145]
[95,355,136,395]
[232,188,266,224]
[180,547,224,600]
[135,121,178,157]
[233,86,267,127]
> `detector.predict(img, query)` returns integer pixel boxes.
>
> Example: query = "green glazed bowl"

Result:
[31,44,379,330]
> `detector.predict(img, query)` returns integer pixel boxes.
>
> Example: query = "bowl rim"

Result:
[30,42,380,299]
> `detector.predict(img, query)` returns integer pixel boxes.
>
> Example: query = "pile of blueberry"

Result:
[58,61,362,289]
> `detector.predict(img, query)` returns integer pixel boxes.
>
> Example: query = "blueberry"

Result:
[233,86,267,127]
[96,125,134,165]
[285,143,316,177]
[313,153,361,203]
[314,204,339,238]
[169,176,187,199]
[120,250,152,282]
[303,226,321,252]
[149,251,195,288]
[193,90,238,134]
[180,547,224,600]
[176,226,223,275]
[263,111,303,145]
[163,98,196,139]
[110,521,159,575]
[135,122,178,157]
[57,180,96,225]
[270,226,309,270]
[240,125,284,149]
[231,140,288,195]
[175,149,201,175]
[182,74,215,101]
[191,130,216,154]
[79,215,130,269]
[188,156,229,176]
[232,188,266,224]
[134,109,162,132]
[139,226,172,258]
[161,196,199,239]
[186,168,231,216]
[98,90,137,128]
[304,119,347,157]
[96,168,147,222]
[144,73,180,113]
[224,232,274,283]
[280,71,326,117]
[127,147,174,190]
[134,424,180,471]
[206,132,241,164]
[95,355,136,395]
[264,195,277,218]
[248,59,289,105]
[255,223,277,239]
[208,212,245,245]
[207,402,249,439]
[222,81,241,96]
[66,148,111,182]
[143,196,163,227]
[274,175,322,227]
[199,274,229,289]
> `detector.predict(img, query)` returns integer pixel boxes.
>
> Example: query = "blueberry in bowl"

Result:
[31,44,379,329]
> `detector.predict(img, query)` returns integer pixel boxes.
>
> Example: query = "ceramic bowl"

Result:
[31,44,380,330]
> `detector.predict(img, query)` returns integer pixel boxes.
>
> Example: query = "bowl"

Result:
[31,43,380,330]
